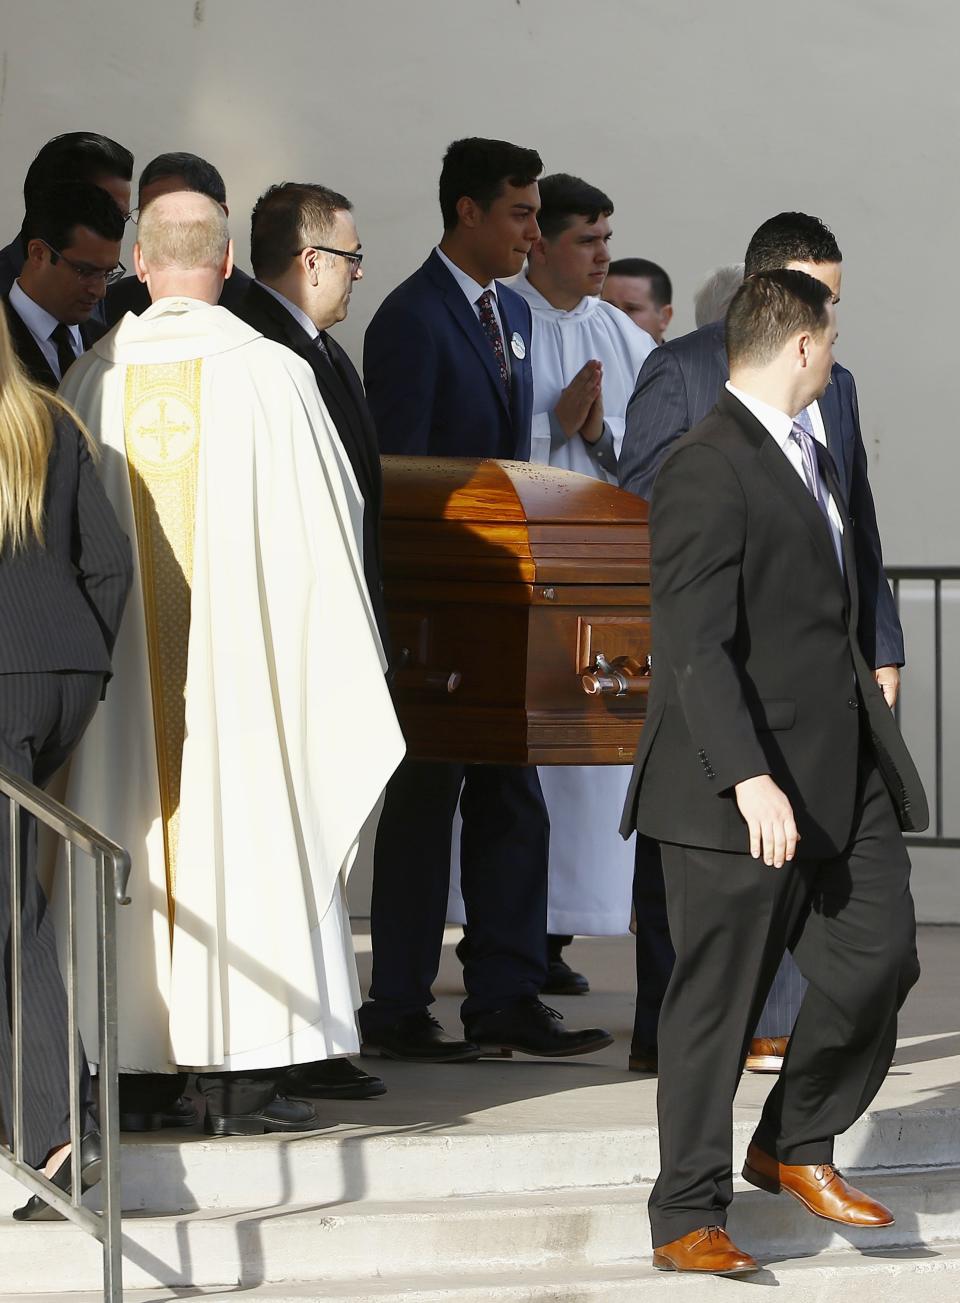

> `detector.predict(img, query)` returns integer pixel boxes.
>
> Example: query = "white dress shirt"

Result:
[8,279,83,380]
[434,245,509,368]
[726,381,844,567]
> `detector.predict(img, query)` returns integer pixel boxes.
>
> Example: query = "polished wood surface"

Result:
[381,456,650,765]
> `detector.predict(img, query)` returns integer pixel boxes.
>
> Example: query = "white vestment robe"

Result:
[55,298,404,1072]
[449,273,655,936]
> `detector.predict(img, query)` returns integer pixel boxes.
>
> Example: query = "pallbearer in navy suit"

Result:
[619,214,905,1077]
[361,138,612,1063]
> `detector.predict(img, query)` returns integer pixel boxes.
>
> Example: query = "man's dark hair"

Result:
[139,152,227,205]
[250,182,353,279]
[535,173,613,240]
[439,137,542,231]
[607,257,672,308]
[743,212,842,277]
[23,132,133,205]
[726,269,832,369]
[22,181,126,251]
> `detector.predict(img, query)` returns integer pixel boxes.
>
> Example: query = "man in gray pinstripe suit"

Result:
[619,213,904,1074]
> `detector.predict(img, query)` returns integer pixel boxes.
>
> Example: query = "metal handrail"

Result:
[886,565,960,849]
[0,763,130,1303]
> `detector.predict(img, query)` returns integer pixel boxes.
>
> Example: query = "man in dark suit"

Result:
[360,137,612,1062]
[229,183,387,1101]
[2,182,124,389]
[620,214,904,1077]
[233,182,387,650]
[105,152,251,325]
[0,133,133,302]
[627,269,925,1275]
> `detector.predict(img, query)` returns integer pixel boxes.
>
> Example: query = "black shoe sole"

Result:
[360,1041,483,1063]
[474,1032,615,1059]
[204,1115,319,1136]
[540,980,590,996]
[288,1081,388,1100]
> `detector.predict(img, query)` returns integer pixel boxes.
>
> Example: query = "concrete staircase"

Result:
[1,1107,958,1300]
[2,929,957,1300]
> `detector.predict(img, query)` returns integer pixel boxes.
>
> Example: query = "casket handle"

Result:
[581,652,650,697]
[425,670,462,694]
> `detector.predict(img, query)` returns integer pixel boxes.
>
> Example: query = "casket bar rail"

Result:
[886,565,960,848]
[0,762,130,1303]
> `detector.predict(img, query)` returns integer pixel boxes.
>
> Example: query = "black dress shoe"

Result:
[13,1131,103,1221]
[360,1010,482,1063]
[204,1094,320,1137]
[283,1058,386,1099]
[628,1045,658,1073]
[464,1000,614,1058]
[541,957,590,996]
[120,1094,199,1132]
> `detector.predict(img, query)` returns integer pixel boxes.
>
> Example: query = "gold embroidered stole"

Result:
[123,360,202,927]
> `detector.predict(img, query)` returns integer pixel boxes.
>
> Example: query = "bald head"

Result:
[134,190,233,304]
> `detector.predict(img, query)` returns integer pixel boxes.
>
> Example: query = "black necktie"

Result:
[49,322,78,381]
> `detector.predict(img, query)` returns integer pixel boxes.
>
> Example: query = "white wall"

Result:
[2,0,955,911]
[1,0,956,564]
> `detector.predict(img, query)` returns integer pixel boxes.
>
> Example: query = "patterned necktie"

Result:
[313,332,331,364]
[476,290,509,391]
[791,416,828,518]
[49,321,78,381]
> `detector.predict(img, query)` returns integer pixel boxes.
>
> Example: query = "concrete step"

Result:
[1,1167,957,1294]
[1,1103,954,1217]
[6,1244,960,1302]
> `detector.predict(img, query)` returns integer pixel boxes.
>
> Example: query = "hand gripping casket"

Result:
[381,457,650,765]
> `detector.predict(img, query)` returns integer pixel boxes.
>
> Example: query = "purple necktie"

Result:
[476,290,509,391]
[789,417,830,522]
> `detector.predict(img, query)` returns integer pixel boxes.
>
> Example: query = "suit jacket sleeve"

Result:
[363,301,438,454]
[844,376,904,668]
[650,443,770,791]
[70,423,133,659]
[618,345,692,499]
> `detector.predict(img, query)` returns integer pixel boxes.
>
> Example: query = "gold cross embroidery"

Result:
[137,399,190,460]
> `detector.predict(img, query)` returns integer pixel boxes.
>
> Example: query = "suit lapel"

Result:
[322,335,381,498]
[494,291,527,440]
[719,392,847,595]
[427,254,510,414]
[3,299,57,388]
[815,441,859,627]
[815,369,849,494]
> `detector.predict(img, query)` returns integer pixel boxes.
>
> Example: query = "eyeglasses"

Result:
[126,209,140,225]
[41,240,125,286]
[297,244,363,271]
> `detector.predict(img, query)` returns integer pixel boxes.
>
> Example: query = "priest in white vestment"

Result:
[449,174,654,989]
[55,192,404,1134]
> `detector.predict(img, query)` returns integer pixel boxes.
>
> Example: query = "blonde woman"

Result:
[0,310,131,1220]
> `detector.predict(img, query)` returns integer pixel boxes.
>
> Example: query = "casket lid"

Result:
[382,456,647,530]
[381,456,648,587]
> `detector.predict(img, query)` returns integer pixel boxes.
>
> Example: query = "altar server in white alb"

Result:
[56,191,404,1136]
[451,174,655,990]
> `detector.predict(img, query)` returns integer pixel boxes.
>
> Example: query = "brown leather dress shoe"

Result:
[653,1226,758,1275]
[742,1141,895,1226]
[744,1036,789,1073]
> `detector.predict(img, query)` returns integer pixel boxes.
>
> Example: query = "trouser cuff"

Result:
[776,1139,834,1165]
[650,1208,727,1248]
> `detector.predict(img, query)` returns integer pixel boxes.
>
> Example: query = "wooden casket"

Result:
[381,457,650,766]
